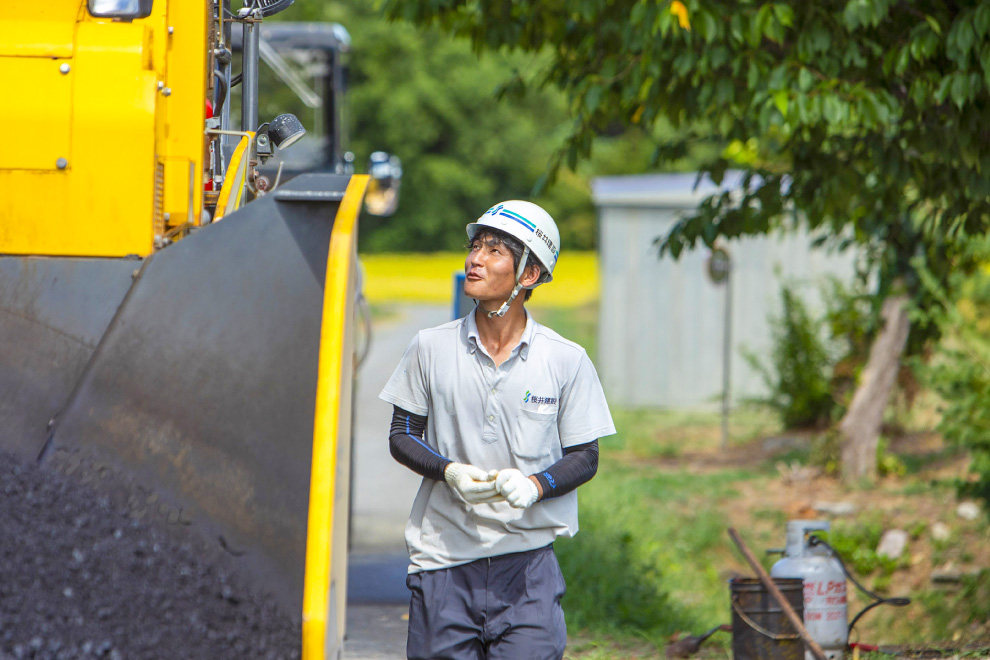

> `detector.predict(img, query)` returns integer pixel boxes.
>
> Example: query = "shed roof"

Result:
[592,171,748,209]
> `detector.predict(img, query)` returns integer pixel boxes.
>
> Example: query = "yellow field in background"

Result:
[359,252,599,307]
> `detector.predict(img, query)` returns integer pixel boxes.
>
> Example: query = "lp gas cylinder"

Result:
[771,520,848,660]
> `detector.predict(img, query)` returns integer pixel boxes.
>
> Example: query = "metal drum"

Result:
[730,577,805,660]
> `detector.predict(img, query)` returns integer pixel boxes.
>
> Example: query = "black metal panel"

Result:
[46,173,352,613]
[0,257,137,459]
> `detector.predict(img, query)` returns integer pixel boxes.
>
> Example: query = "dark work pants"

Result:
[405,544,567,660]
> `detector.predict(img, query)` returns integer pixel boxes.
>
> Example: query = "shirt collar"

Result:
[465,307,536,360]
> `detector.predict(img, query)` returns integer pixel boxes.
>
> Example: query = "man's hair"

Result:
[467,227,546,301]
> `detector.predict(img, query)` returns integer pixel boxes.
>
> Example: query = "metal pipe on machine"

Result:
[241,12,260,142]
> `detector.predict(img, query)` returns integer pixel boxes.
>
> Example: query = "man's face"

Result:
[464,235,518,302]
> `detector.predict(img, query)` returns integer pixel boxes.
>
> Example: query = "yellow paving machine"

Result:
[0,2,398,657]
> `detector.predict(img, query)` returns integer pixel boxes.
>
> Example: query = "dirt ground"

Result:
[567,428,989,660]
[0,448,300,660]
[659,429,989,649]
[664,431,987,593]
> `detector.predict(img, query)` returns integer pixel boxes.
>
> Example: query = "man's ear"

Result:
[519,263,542,288]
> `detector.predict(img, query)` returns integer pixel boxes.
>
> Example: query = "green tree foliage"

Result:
[342,16,573,252]
[269,2,552,250]
[382,0,990,333]
[267,1,721,251]
[270,1,669,251]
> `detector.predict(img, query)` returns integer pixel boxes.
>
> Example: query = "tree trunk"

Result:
[839,294,911,483]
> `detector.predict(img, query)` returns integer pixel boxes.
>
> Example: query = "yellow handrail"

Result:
[302,174,369,660]
[213,132,253,221]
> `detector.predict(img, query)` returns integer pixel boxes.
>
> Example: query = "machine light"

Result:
[268,114,307,150]
[364,152,403,217]
[87,0,153,19]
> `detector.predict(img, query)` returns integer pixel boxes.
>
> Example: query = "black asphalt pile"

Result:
[0,449,301,660]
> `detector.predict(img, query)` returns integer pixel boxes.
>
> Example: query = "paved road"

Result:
[344,604,410,660]
[349,304,450,553]
[345,303,451,659]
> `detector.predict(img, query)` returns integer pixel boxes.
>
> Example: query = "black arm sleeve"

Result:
[388,405,451,482]
[532,440,599,501]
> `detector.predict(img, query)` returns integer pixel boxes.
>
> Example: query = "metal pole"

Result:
[330,48,345,171]
[218,0,232,180]
[241,18,260,138]
[721,264,732,450]
[240,15,260,202]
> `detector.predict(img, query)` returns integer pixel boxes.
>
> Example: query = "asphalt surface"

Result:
[343,605,410,660]
[0,304,445,660]
[0,447,301,660]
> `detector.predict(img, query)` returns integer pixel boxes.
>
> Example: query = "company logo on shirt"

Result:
[523,390,557,405]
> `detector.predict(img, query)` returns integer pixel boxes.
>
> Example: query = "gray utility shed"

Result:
[592,172,858,409]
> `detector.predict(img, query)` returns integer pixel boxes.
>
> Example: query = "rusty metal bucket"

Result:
[730,577,805,660]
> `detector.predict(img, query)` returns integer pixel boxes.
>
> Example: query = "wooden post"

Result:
[728,528,828,660]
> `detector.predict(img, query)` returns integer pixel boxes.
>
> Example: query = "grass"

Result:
[559,394,990,658]
[609,407,786,460]
[529,302,600,356]
[557,406,778,655]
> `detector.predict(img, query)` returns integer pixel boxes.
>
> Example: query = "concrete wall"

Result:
[593,172,858,409]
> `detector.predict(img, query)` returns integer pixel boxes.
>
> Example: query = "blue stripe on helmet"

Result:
[499,209,536,229]
[507,216,536,232]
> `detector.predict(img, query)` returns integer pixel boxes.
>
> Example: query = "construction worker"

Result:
[379,200,616,660]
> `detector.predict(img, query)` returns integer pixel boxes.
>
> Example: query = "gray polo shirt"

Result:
[379,308,616,573]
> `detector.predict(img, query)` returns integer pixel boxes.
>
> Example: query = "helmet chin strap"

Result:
[488,247,530,319]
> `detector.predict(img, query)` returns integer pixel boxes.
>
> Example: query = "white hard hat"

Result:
[466,200,560,285]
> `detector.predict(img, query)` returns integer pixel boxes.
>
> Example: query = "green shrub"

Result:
[748,277,876,432]
[876,436,907,477]
[826,521,901,578]
[915,246,990,517]
[926,344,990,511]
[746,284,836,429]
[820,277,876,408]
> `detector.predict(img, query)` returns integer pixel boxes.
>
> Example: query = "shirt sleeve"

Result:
[378,333,430,416]
[557,351,616,448]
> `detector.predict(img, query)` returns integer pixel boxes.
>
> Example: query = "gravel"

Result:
[0,448,301,660]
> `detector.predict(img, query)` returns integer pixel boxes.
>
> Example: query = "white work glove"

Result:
[495,469,540,509]
[444,463,504,504]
